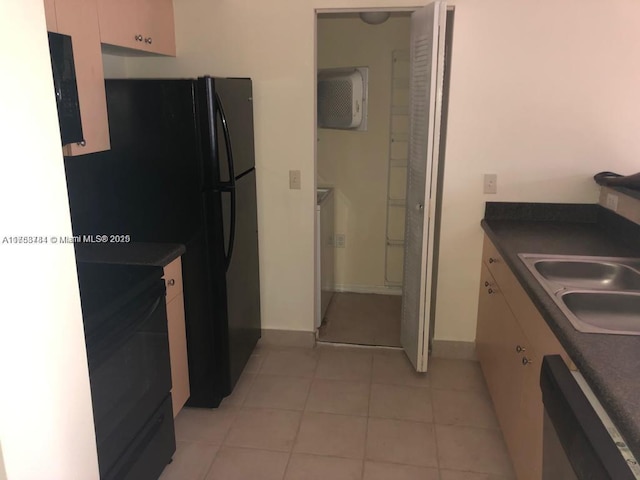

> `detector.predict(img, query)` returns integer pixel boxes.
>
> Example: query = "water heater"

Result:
[317,67,368,131]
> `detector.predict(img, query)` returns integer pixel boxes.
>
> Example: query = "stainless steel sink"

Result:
[533,260,640,291]
[518,254,640,335]
[560,291,640,335]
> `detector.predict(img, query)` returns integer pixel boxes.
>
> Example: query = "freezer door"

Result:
[211,77,256,182]
[221,169,261,389]
[197,77,255,187]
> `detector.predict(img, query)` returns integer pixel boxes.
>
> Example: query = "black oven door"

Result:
[540,355,640,480]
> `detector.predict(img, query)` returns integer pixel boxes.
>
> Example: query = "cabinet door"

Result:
[476,262,527,465]
[138,0,176,56]
[166,292,190,417]
[55,0,110,155]
[515,351,544,480]
[44,0,58,31]
[96,0,140,50]
[164,257,183,303]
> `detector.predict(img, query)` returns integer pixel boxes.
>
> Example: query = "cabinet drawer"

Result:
[163,257,182,303]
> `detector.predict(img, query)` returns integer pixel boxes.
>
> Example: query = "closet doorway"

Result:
[314,3,454,371]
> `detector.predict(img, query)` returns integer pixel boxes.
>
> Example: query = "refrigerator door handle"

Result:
[215,91,237,271]
[215,92,236,187]
[225,188,237,272]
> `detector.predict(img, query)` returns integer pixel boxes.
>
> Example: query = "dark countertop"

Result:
[74,242,185,267]
[481,202,640,458]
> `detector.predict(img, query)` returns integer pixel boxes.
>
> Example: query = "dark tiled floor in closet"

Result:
[318,293,402,347]
[159,344,515,480]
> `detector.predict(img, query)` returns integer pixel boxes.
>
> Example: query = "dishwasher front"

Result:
[540,355,640,480]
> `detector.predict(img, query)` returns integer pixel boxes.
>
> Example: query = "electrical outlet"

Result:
[606,193,619,212]
[334,234,346,248]
[484,174,497,194]
[289,170,301,190]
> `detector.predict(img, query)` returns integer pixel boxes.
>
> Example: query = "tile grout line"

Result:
[361,352,375,480]
[427,383,443,477]
[201,349,265,479]
[280,345,320,479]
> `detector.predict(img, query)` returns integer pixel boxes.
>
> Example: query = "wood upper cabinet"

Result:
[476,235,570,480]
[97,0,176,56]
[53,0,110,155]
[164,257,190,417]
[44,0,58,31]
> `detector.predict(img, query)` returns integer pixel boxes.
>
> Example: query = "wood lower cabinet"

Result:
[97,0,176,56]
[477,263,529,472]
[164,257,190,417]
[476,235,570,480]
[53,0,110,155]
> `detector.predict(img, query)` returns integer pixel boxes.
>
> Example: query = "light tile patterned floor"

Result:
[159,344,515,480]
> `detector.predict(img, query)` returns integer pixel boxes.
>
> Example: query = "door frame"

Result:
[312,6,453,355]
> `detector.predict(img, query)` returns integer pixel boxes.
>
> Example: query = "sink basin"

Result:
[534,260,640,291]
[560,291,640,335]
[518,254,640,335]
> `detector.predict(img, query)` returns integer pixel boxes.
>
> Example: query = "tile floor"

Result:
[159,344,515,480]
[318,293,402,347]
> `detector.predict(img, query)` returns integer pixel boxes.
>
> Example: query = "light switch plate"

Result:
[289,170,301,190]
[484,174,497,194]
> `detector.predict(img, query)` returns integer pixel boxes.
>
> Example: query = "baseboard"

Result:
[334,284,402,296]
[431,340,477,361]
[259,329,316,348]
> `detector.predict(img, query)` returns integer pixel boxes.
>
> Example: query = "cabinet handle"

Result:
[167,279,175,286]
[145,37,153,44]
[516,345,526,353]
[487,288,495,294]
[484,281,490,287]
[488,257,498,264]
[77,140,86,147]
[522,357,532,366]
[135,34,143,42]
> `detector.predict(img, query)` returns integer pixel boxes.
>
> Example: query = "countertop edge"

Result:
[74,242,186,268]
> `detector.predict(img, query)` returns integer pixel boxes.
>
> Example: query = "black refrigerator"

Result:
[64,77,261,407]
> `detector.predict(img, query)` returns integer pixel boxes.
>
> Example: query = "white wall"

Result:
[0,444,7,480]
[102,52,129,78]
[0,2,99,479]
[317,15,410,290]
[434,0,640,341]
[124,0,640,340]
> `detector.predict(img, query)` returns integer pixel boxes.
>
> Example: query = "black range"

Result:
[75,261,175,480]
